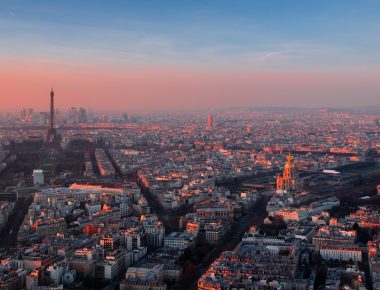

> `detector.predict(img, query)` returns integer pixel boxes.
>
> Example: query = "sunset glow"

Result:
[1,1,380,110]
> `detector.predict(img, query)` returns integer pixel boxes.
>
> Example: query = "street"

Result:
[184,195,271,290]
[0,197,32,249]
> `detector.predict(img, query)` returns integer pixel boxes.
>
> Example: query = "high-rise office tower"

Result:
[27,108,34,117]
[207,114,213,128]
[79,107,87,123]
[123,112,129,122]
[20,108,27,121]
[69,107,78,123]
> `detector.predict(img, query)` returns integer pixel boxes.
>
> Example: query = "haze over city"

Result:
[0,2,380,290]
[1,0,380,111]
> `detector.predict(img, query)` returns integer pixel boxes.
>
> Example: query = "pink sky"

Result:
[1,58,379,111]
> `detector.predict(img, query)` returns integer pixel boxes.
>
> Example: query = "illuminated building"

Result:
[100,234,120,250]
[273,208,309,222]
[320,245,362,262]
[276,153,301,193]
[207,114,213,128]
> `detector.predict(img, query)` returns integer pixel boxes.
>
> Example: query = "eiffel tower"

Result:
[45,89,60,145]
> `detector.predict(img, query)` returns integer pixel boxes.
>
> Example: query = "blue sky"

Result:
[2,0,380,70]
[1,1,380,110]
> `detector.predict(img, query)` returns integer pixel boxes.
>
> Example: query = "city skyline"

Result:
[0,2,379,289]
[1,1,380,111]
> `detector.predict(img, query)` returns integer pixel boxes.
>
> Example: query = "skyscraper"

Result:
[20,108,27,121]
[123,112,129,122]
[207,114,213,129]
[79,107,87,123]
[69,107,78,123]
[45,89,59,144]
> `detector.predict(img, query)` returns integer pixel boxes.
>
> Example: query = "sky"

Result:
[1,0,380,111]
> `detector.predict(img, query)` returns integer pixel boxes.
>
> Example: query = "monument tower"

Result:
[45,89,59,145]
